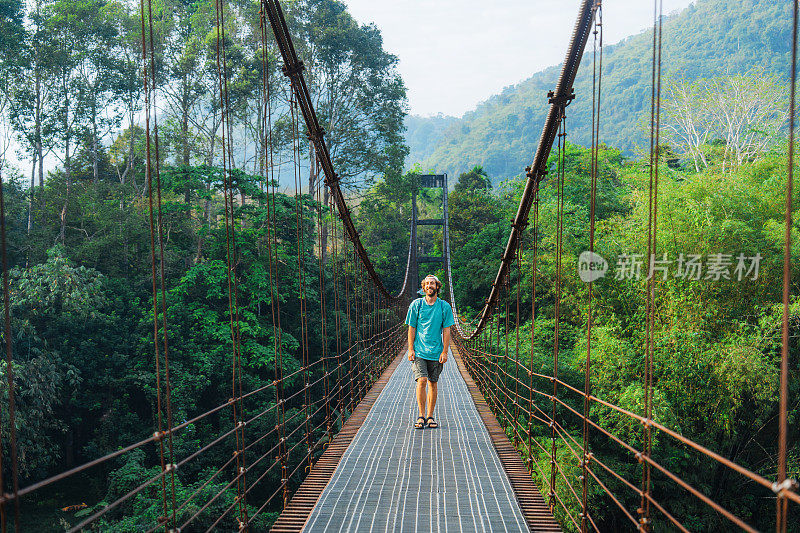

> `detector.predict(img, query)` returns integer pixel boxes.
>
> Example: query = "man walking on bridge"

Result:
[406,274,455,429]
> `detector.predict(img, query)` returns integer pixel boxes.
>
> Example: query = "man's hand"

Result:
[440,326,450,364]
[407,325,416,362]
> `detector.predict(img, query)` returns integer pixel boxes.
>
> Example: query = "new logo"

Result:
[578,251,608,282]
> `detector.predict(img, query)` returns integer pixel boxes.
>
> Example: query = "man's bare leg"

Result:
[416,377,428,419]
[426,381,438,418]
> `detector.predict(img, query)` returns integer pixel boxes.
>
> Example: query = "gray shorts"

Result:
[412,357,443,382]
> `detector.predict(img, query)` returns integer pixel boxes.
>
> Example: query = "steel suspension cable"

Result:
[513,241,522,447]
[331,193,344,427]
[0,92,20,533]
[458,0,597,338]
[140,0,178,524]
[257,0,288,512]
[777,0,798,530]
[146,0,181,522]
[582,3,603,530]
[550,111,568,512]
[314,156,333,443]
[640,1,663,529]
[527,188,540,478]
[213,0,248,522]
[344,234,354,414]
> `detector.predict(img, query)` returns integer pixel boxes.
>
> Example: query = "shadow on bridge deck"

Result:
[271,346,560,533]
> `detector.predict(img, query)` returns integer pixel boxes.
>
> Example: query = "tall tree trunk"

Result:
[35,73,43,189]
[59,171,70,243]
[92,99,99,183]
[181,87,190,166]
[308,145,317,194]
[64,87,71,197]
[28,158,35,237]
[182,82,190,203]
[321,187,329,265]
[34,0,43,190]
[121,112,133,209]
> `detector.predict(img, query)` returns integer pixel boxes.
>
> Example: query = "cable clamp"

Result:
[282,60,306,78]
[547,89,575,106]
[772,478,798,494]
[153,431,165,442]
[165,463,178,472]
[308,127,326,141]
[635,452,644,463]
[239,467,246,475]
[525,166,534,178]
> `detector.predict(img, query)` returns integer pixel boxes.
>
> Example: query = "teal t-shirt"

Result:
[405,297,455,361]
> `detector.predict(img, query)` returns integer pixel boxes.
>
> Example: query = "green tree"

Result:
[295,0,408,193]
[448,165,504,251]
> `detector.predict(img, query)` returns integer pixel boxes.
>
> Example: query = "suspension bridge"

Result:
[0,0,797,531]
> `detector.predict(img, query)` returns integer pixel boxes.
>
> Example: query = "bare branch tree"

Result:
[662,69,789,172]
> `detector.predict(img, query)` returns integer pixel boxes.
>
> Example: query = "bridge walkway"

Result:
[272,346,560,532]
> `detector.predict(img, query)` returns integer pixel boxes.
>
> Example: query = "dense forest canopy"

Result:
[356,140,798,531]
[0,0,408,529]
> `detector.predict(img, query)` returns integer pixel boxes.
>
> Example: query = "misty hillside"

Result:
[404,0,794,183]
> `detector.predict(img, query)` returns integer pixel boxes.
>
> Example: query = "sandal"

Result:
[426,417,438,429]
[414,416,426,429]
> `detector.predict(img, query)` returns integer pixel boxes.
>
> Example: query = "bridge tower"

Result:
[409,174,448,297]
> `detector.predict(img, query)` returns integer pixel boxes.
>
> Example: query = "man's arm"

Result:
[440,326,450,363]
[408,326,416,361]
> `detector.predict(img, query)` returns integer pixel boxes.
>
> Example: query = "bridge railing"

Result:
[0,0,413,529]
[442,0,799,531]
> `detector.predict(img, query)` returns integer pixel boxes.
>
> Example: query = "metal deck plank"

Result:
[295,346,559,532]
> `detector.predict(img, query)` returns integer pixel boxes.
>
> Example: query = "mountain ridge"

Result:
[403,0,793,183]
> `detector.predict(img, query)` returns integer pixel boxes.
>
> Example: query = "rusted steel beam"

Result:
[263,0,405,302]
[468,0,599,338]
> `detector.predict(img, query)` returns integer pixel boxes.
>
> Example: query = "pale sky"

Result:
[343,0,696,117]
[3,0,697,175]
